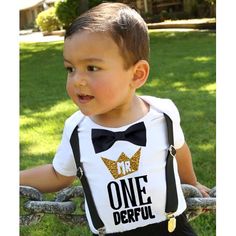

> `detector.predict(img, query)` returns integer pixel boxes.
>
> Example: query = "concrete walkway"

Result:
[19,18,215,43]
[19,30,64,43]
[148,18,216,29]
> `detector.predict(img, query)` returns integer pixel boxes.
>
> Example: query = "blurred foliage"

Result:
[55,0,81,28]
[54,0,112,28]
[36,7,62,32]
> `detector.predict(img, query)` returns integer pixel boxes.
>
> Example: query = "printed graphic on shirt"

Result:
[101,148,156,225]
[101,148,141,179]
[107,175,155,225]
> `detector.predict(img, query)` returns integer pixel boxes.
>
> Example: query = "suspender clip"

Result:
[98,226,106,236]
[167,212,176,232]
[169,145,176,157]
[77,166,84,179]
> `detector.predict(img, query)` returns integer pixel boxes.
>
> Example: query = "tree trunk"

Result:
[78,0,88,15]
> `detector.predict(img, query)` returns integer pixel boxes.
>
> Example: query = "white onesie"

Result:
[53,96,187,234]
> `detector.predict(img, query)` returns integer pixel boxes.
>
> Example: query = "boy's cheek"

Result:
[65,84,73,97]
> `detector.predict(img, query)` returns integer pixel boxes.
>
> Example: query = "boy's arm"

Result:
[20,164,76,193]
[175,142,210,197]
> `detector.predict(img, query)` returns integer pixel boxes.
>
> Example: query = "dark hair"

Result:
[65,2,149,69]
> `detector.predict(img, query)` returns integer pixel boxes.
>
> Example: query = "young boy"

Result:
[20,2,210,235]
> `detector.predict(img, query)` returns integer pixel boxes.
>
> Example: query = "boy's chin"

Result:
[78,107,100,117]
[78,109,94,116]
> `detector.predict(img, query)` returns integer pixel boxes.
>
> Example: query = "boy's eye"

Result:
[65,67,75,73]
[87,65,99,72]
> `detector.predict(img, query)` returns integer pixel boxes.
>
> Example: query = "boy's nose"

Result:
[72,71,87,87]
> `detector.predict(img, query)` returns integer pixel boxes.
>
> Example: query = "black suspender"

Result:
[164,113,178,213]
[70,127,105,234]
[163,113,178,233]
[69,113,178,235]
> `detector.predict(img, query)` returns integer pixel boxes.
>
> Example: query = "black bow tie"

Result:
[92,122,146,153]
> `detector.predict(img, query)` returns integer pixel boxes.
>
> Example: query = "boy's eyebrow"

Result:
[63,57,105,64]
[63,57,72,64]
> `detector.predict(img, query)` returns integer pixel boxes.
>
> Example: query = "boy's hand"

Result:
[195,182,211,197]
[175,143,211,198]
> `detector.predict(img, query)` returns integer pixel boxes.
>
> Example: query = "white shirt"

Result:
[53,96,187,234]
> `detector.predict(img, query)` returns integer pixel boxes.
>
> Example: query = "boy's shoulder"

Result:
[64,110,84,136]
[140,95,181,122]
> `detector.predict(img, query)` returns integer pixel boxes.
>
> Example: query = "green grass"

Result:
[20,31,216,235]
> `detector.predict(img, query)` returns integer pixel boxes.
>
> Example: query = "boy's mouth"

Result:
[78,94,95,104]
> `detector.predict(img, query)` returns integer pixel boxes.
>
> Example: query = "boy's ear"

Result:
[131,60,150,89]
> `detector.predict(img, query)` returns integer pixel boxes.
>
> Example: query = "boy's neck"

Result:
[90,95,149,128]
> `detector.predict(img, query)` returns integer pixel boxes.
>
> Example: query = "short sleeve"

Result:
[167,100,185,149]
[140,95,185,149]
[52,120,77,176]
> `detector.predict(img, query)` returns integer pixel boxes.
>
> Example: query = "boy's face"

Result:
[64,31,136,120]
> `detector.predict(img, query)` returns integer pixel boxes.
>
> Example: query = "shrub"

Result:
[89,0,103,8]
[36,7,61,32]
[55,0,80,28]
[55,0,106,29]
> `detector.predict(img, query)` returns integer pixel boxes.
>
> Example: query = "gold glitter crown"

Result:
[101,148,141,179]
